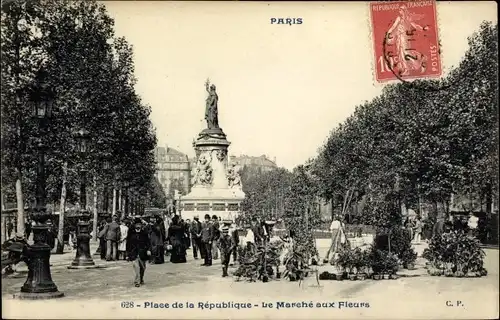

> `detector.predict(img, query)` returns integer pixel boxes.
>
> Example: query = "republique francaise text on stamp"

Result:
[370,0,442,82]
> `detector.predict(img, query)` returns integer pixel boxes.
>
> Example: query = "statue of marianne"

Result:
[204,79,219,129]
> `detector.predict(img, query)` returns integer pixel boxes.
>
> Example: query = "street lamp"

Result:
[92,159,111,256]
[69,128,99,269]
[15,70,64,300]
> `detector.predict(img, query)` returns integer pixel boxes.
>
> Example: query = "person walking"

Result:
[413,217,423,244]
[200,214,214,266]
[97,220,107,259]
[218,225,236,277]
[229,222,240,266]
[184,219,192,250]
[118,219,129,260]
[211,215,220,260]
[105,215,121,261]
[167,215,187,263]
[127,219,151,287]
[190,215,203,260]
[149,215,166,264]
[432,217,445,239]
[323,215,342,264]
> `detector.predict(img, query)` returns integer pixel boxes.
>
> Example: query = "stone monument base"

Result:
[180,187,244,222]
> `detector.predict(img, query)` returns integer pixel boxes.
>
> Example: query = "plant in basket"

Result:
[423,230,487,277]
[367,246,384,279]
[334,245,352,280]
[385,253,400,279]
[352,248,368,280]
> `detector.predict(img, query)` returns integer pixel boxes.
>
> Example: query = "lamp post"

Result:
[15,70,64,300]
[69,128,98,269]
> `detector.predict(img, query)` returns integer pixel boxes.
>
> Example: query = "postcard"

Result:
[1,1,498,319]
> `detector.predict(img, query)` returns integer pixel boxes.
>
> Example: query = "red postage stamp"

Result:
[370,0,441,82]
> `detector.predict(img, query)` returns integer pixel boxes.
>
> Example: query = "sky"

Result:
[103,1,497,169]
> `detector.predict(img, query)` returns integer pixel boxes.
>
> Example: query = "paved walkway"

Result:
[3,239,498,319]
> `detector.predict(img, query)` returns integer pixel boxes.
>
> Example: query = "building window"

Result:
[184,204,195,211]
[197,203,210,211]
[213,203,225,211]
[228,203,239,211]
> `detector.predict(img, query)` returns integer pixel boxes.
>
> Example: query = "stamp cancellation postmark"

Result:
[370,0,442,83]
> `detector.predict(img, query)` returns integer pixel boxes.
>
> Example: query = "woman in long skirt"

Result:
[149,215,166,264]
[168,215,187,263]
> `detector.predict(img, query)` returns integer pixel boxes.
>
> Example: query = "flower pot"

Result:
[276,272,281,279]
[444,271,454,277]
[406,263,415,270]
[383,274,390,280]
[336,273,344,281]
[349,274,357,281]
[454,271,465,278]
[389,274,399,280]
[373,274,382,280]
[319,272,330,280]
[357,274,367,281]
[480,268,488,277]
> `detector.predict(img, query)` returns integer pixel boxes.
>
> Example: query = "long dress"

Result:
[150,223,165,264]
[118,225,128,259]
[168,224,187,263]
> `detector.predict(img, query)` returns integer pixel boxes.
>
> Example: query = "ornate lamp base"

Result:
[14,291,65,300]
[15,225,64,300]
[68,222,105,269]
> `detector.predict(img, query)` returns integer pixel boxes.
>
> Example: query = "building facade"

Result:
[155,145,191,202]
[230,154,277,172]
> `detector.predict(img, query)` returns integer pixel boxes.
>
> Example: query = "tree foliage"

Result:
[1,0,163,215]
[312,22,498,225]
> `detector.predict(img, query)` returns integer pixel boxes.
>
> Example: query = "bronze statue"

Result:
[205,79,219,129]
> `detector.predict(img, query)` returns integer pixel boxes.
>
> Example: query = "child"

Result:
[218,225,236,277]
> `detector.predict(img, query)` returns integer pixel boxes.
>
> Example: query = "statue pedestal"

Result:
[180,187,245,221]
[181,127,245,222]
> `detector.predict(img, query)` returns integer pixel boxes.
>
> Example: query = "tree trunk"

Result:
[92,177,98,242]
[1,193,6,244]
[56,161,68,254]
[124,187,129,217]
[112,187,117,215]
[15,174,25,237]
[118,189,122,212]
[486,181,493,214]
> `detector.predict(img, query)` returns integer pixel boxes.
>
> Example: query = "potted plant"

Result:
[355,249,370,280]
[368,246,384,280]
[334,246,351,280]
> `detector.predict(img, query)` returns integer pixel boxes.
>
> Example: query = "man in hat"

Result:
[190,215,203,259]
[218,224,236,277]
[200,214,214,266]
[105,215,121,261]
[229,222,240,265]
[127,219,151,287]
[211,215,220,260]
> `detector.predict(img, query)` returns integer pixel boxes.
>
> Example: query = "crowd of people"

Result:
[94,212,248,287]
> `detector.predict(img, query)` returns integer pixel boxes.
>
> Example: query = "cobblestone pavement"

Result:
[2,241,498,319]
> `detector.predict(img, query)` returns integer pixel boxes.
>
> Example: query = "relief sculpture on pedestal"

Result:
[227,163,242,189]
[191,154,213,186]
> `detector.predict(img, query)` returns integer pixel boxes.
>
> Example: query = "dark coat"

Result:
[191,220,202,237]
[127,228,150,261]
[150,223,166,247]
[218,234,236,254]
[212,221,221,240]
[105,221,121,241]
[201,221,214,242]
[252,225,266,243]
